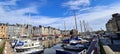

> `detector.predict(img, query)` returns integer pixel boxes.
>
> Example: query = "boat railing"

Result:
[78,37,99,54]
[86,37,99,54]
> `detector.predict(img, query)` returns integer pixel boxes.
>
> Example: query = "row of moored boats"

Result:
[10,35,91,54]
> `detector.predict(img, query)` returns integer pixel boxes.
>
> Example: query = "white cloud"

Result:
[0,0,18,5]
[62,0,90,10]
[0,0,120,31]
[49,3,120,31]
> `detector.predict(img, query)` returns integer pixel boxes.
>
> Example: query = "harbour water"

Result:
[42,43,79,54]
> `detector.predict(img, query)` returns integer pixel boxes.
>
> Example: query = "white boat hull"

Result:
[16,48,44,54]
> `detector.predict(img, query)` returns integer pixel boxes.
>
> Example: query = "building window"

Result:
[1,27,3,29]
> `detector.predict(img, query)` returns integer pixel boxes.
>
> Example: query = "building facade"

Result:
[24,24,33,36]
[0,23,7,38]
[106,13,120,33]
[39,26,45,36]
[7,24,23,37]
[33,26,41,36]
[1,23,62,38]
[7,24,15,37]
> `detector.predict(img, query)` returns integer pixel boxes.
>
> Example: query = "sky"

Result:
[0,0,120,31]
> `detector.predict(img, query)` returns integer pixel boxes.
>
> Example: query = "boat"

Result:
[62,37,88,51]
[74,36,89,43]
[62,39,71,43]
[9,36,19,48]
[63,44,85,51]
[10,35,28,48]
[56,49,71,54]
[13,38,44,54]
[61,38,72,47]
[69,39,78,45]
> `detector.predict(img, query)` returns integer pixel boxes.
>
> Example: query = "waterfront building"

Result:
[0,23,7,38]
[39,25,42,36]
[52,28,55,35]
[1,23,63,38]
[55,29,61,36]
[106,13,120,33]
[39,25,46,36]
[33,26,41,36]
[7,24,25,38]
[7,24,15,37]
[44,27,49,36]
[25,24,33,36]
[48,26,53,36]
[14,24,23,36]
[106,19,116,33]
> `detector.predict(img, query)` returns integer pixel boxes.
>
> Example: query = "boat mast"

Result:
[80,20,83,36]
[21,13,26,36]
[90,27,93,35]
[28,9,30,25]
[21,23,24,36]
[86,22,90,34]
[28,8,31,36]
[64,21,66,35]
[83,20,87,36]
[74,11,78,35]
[74,11,78,30]
[28,8,33,37]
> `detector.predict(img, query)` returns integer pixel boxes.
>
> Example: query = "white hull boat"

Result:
[13,38,44,54]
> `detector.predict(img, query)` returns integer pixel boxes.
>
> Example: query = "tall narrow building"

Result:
[0,23,7,38]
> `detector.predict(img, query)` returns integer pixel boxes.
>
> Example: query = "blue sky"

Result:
[0,0,120,31]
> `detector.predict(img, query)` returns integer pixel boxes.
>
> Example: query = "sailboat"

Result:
[61,11,88,51]
[12,9,44,54]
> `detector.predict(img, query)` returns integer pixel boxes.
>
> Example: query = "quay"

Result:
[3,41,13,54]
